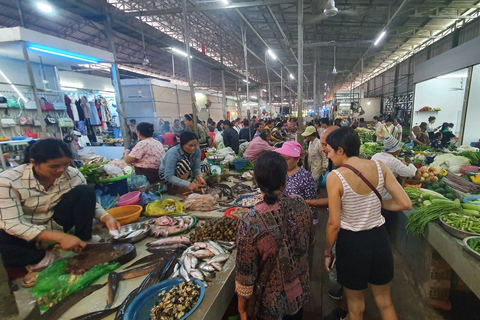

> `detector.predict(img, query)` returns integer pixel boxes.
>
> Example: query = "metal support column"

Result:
[313,56,317,112]
[20,41,47,138]
[172,55,175,78]
[15,0,25,28]
[105,15,131,147]
[297,0,304,141]
[182,0,198,137]
[280,68,284,116]
[219,29,227,120]
[288,77,292,112]
[175,85,181,119]
[241,24,250,120]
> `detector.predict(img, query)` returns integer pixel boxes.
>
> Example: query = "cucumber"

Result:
[462,203,480,212]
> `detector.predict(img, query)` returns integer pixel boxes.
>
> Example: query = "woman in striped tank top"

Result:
[323,127,411,320]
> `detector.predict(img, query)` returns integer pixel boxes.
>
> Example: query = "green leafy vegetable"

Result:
[468,238,480,254]
[360,142,384,159]
[407,198,461,235]
[458,151,480,165]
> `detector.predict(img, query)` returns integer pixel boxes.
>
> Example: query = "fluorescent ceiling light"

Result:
[172,47,192,58]
[0,69,28,102]
[267,49,277,60]
[250,96,257,99]
[289,73,295,79]
[37,2,53,13]
[61,87,78,91]
[374,30,387,46]
[436,74,468,79]
[243,79,250,83]
[222,0,229,4]
[29,45,100,63]
[262,89,267,92]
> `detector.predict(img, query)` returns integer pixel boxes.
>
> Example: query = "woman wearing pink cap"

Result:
[275,141,317,223]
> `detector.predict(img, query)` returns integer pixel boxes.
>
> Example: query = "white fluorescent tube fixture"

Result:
[172,47,191,58]
[262,89,267,92]
[29,45,100,63]
[437,74,468,79]
[243,79,250,83]
[374,30,387,46]
[37,2,53,13]
[61,87,78,91]
[0,69,28,102]
[289,73,295,79]
[267,49,277,60]
[250,96,257,99]
[222,0,229,4]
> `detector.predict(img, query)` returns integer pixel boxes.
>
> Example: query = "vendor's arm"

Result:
[392,158,417,178]
[325,173,342,271]
[306,198,328,207]
[36,230,85,252]
[409,133,425,145]
[0,182,46,241]
[235,217,259,319]
[124,142,146,164]
[380,161,412,211]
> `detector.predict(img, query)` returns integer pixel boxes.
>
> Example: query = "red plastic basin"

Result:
[116,191,141,207]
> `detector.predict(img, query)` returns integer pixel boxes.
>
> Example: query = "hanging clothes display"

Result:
[88,100,101,125]
[81,96,89,119]
[75,99,85,121]
[64,94,74,120]
[85,119,97,143]
[100,97,113,124]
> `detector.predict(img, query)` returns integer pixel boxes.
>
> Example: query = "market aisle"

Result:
[306,205,443,320]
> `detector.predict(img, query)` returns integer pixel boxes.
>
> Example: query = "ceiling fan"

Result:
[118,20,150,66]
[305,0,359,25]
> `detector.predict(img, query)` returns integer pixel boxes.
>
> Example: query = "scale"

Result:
[206,154,225,175]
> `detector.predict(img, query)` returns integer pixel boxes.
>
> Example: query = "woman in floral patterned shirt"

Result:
[124,122,165,183]
[236,151,315,320]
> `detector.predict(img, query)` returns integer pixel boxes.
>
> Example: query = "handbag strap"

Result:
[341,164,382,202]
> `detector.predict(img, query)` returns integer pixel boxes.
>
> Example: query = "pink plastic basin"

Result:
[460,165,480,175]
[116,191,141,207]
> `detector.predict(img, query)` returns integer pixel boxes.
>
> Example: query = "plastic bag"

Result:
[317,170,329,189]
[32,260,119,311]
[239,141,249,157]
[214,133,225,149]
[145,199,185,216]
[103,164,123,176]
[129,174,150,193]
[138,192,162,206]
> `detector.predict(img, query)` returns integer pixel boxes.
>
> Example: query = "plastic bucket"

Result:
[116,191,141,207]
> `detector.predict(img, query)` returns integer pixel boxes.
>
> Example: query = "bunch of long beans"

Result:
[406,198,461,235]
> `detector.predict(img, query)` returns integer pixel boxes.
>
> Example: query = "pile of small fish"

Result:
[189,217,238,243]
[146,236,192,254]
[172,240,235,286]
[230,207,248,218]
[150,281,201,320]
[232,183,254,196]
[184,194,218,211]
[151,215,195,237]
[236,194,263,207]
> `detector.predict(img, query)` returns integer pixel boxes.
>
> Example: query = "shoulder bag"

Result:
[7,96,22,109]
[58,112,74,128]
[24,99,37,110]
[24,128,38,139]
[40,97,54,111]
[341,164,383,202]
[18,114,34,126]
[44,114,56,125]
[1,114,16,128]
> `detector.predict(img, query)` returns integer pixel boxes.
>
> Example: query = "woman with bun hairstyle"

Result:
[0,139,120,270]
[124,122,165,183]
[235,151,314,320]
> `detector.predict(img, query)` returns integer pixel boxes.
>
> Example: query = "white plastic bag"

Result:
[103,164,123,176]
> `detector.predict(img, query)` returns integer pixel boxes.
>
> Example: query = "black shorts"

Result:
[336,225,394,290]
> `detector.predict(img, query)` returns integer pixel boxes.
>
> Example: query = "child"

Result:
[431,132,443,149]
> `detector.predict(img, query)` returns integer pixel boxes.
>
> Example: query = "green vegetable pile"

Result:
[359,142,384,159]
[422,179,456,200]
[356,130,375,143]
[235,160,254,173]
[79,162,107,183]
[407,198,462,235]
[441,213,480,234]
[467,237,480,254]
[413,145,433,152]
[404,187,423,205]
[458,151,480,165]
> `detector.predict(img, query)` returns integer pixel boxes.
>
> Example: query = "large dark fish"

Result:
[106,260,166,309]
[123,253,164,269]
[114,255,177,320]
[146,245,187,253]
[70,307,119,320]
[38,284,105,320]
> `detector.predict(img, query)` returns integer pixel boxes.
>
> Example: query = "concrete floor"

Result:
[303,205,443,320]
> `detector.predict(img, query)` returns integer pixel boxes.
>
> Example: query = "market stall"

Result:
[12,152,258,320]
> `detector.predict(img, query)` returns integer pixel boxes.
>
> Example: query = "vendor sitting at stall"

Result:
[0,139,120,270]
[123,122,165,184]
[159,131,207,194]
[243,129,276,163]
[371,136,416,178]
[410,126,430,146]
[184,114,210,150]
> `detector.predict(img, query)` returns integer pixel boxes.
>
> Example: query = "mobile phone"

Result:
[328,255,336,270]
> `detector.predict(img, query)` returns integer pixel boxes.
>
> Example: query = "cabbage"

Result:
[445,156,470,167]
[449,165,461,174]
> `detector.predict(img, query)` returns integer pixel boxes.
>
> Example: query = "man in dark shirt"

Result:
[239,120,251,142]
[222,120,240,154]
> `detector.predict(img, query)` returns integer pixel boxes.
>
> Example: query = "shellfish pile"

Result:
[189,217,238,243]
[150,281,200,320]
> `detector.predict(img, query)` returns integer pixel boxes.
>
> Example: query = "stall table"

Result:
[392,210,480,300]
